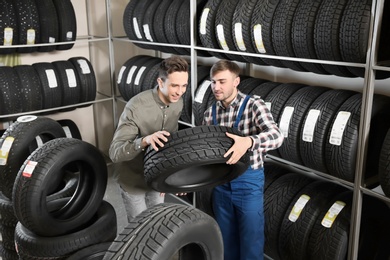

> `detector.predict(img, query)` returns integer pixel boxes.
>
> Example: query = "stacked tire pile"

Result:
[117,55,211,124]
[0,115,116,259]
[0,0,77,54]
[0,56,97,115]
[122,0,210,57]
[262,166,390,259]
[193,75,390,185]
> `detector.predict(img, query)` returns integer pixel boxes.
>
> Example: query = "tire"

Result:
[0,66,23,115]
[278,181,347,260]
[379,128,390,197]
[103,203,223,260]
[299,89,356,173]
[193,78,213,126]
[0,192,17,227]
[195,187,215,218]
[57,119,82,139]
[143,125,250,193]
[263,173,314,260]
[35,0,58,52]
[307,191,353,260]
[249,81,280,100]
[15,200,117,259]
[66,242,112,260]
[12,138,108,237]
[0,244,18,260]
[52,60,82,106]
[0,0,19,54]
[0,115,66,199]
[277,86,329,165]
[68,57,97,103]
[32,62,63,109]
[14,0,40,53]
[52,0,76,50]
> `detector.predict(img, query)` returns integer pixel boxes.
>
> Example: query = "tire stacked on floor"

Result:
[0,57,96,115]
[0,0,76,54]
[0,115,115,259]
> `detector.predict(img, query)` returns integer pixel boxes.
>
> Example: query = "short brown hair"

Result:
[158,55,189,81]
[210,59,240,78]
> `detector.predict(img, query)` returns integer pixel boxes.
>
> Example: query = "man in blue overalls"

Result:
[203,60,284,260]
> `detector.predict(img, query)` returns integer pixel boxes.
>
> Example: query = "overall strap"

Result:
[233,94,251,128]
[212,94,251,127]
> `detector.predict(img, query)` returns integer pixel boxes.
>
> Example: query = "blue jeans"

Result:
[213,167,265,260]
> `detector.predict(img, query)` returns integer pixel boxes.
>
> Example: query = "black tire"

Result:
[379,128,390,197]
[0,244,18,260]
[164,0,189,55]
[278,181,347,260]
[291,0,329,74]
[140,58,163,92]
[263,173,314,260]
[238,77,268,95]
[307,191,353,260]
[32,62,63,109]
[152,0,177,54]
[195,187,215,218]
[0,0,19,54]
[249,81,280,100]
[14,0,40,53]
[57,119,82,139]
[0,192,17,227]
[52,60,82,106]
[0,66,23,115]
[52,0,76,50]
[15,200,117,259]
[143,125,250,193]
[0,115,66,199]
[66,242,113,260]
[68,57,97,103]
[193,78,213,126]
[103,203,223,260]
[35,0,59,52]
[13,64,44,112]
[263,162,290,193]
[299,89,356,173]
[277,86,329,165]
[12,138,108,237]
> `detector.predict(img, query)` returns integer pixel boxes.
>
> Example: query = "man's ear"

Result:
[157,77,163,88]
[234,76,240,88]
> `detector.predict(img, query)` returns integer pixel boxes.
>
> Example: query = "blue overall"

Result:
[212,95,265,260]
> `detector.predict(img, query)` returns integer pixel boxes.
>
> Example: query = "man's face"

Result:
[211,70,239,103]
[158,71,188,104]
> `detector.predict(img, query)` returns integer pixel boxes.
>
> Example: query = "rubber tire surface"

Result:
[103,203,223,260]
[12,138,108,237]
[144,125,250,193]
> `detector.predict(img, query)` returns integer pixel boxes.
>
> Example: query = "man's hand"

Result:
[143,130,170,151]
[224,132,252,164]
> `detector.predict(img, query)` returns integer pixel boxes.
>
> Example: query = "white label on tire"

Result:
[302,109,321,142]
[27,29,36,44]
[63,126,72,138]
[234,23,246,51]
[66,69,77,87]
[216,24,229,51]
[126,66,137,84]
[17,115,38,122]
[117,66,126,84]
[45,69,58,88]
[321,201,346,228]
[66,31,73,40]
[279,106,294,138]
[77,59,91,74]
[143,24,153,42]
[200,8,210,35]
[329,111,351,146]
[49,37,55,43]
[22,160,38,178]
[194,80,211,103]
[133,18,142,39]
[288,194,310,222]
[0,137,14,165]
[4,27,13,46]
[253,24,266,53]
[135,66,146,85]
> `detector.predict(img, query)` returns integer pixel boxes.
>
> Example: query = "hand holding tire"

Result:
[143,130,170,151]
[224,132,252,165]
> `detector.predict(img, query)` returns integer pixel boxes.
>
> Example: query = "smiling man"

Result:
[109,55,189,221]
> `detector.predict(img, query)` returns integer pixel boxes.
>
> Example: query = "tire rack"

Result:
[108,0,390,259]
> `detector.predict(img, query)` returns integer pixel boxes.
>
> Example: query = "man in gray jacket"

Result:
[109,55,189,221]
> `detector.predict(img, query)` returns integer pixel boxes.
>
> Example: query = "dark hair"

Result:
[210,59,240,77]
[158,55,189,81]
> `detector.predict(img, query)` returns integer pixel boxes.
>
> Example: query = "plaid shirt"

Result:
[203,91,284,169]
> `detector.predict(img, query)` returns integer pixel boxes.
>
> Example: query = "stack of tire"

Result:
[122,0,210,57]
[262,167,390,259]
[117,55,211,124]
[0,56,97,116]
[0,115,115,259]
[0,0,77,54]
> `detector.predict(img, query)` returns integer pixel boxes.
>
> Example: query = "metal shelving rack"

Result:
[107,0,390,259]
